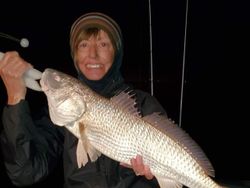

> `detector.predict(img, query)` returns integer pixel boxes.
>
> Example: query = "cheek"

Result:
[75,49,87,60]
[103,52,115,70]
[105,61,113,73]
[77,63,87,75]
[74,54,86,68]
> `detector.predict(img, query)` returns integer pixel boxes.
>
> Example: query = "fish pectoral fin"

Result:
[156,176,183,188]
[87,142,101,162]
[76,139,88,168]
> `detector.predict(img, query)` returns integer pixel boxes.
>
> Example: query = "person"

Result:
[0,12,168,188]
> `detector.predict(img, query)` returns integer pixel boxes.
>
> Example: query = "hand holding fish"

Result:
[0,51,42,97]
[120,155,154,180]
[0,51,31,104]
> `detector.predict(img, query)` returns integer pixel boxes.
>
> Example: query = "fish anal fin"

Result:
[110,90,141,117]
[156,176,183,188]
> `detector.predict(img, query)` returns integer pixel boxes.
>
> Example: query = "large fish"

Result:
[40,68,225,188]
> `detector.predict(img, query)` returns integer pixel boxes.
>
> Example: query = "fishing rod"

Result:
[179,0,189,127]
[148,0,154,96]
[0,32,29,48]
[148,0,189,127]
[0,32,42,91]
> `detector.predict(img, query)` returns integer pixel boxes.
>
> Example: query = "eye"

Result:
[100,42,107,47]
[78,41,88,48]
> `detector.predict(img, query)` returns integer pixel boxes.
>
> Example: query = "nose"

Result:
[89,44,97,58]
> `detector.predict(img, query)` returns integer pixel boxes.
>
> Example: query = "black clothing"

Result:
[0,89,167,188]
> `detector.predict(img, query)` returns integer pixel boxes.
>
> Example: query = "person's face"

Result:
[75,30,115,80]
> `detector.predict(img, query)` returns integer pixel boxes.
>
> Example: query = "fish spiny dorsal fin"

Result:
[143,112,215,177]
[110,90,141,117]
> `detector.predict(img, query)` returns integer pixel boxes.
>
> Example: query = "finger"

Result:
[136,155,143,164]
[131,155,145,176]
[120,162,132,168]
[144,165,154,180]
[130,158,141,176]
[0,52,29,78]
[134,155,144,173]
[130,158,136,168]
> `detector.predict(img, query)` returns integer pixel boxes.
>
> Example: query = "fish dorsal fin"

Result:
[143,112,215,177]
[110,90,141,117]
[155,175,183,188]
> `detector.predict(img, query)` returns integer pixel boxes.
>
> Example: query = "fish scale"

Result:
[40,68,226,188]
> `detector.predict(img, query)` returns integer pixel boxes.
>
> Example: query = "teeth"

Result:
[86,64,102,68]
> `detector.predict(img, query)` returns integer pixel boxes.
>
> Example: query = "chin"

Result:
[86,75,104,81]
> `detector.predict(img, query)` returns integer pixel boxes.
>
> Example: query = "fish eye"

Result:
[53,74,61,82]
[55,76,61,82]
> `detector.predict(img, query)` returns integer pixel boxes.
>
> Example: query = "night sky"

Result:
[0,0,249,187]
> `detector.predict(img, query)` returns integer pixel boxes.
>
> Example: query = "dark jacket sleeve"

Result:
[0,100,64,187]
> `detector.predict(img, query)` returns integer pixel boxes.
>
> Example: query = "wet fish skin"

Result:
[40,68,225,188]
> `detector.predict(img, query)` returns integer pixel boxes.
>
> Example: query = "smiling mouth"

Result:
[86,64,103,68]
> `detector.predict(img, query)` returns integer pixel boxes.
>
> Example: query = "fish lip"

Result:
[40,68,55,92]
[40,73,49,92]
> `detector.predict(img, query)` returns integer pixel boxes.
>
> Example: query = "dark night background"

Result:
[0,0,249,187]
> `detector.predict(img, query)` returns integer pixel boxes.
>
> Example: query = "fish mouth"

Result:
[40,78,48,92]
[39,69,50,92]
[40,70,49,92]
[40,68,62,92]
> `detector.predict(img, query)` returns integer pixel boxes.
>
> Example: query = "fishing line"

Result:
[148,0,154,96]
[179,0,189,127]
[148,0,189,127]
